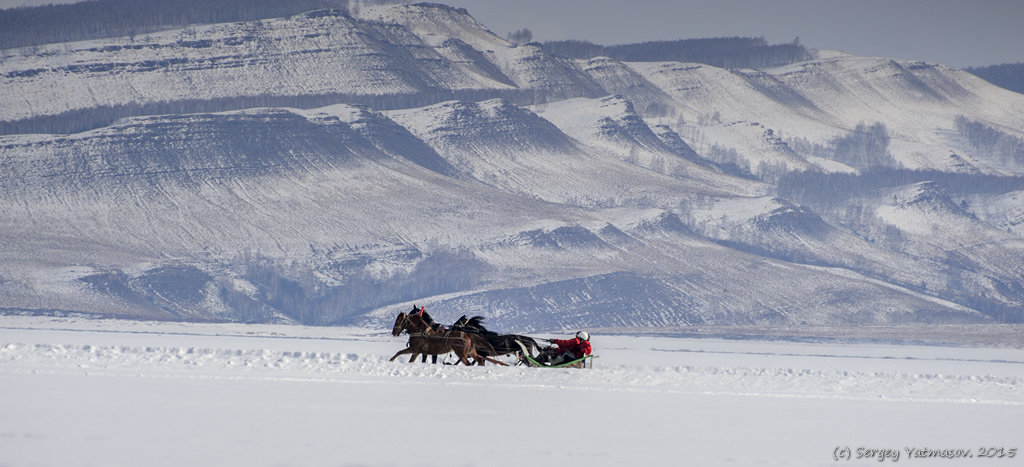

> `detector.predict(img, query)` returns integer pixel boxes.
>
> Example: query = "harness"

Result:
[406,327,463,348]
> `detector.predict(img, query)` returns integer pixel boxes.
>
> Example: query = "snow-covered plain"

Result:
[2,316,1022,466]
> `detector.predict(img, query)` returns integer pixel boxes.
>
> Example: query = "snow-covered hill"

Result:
[0,4,601,130]
[2,2,1023,328]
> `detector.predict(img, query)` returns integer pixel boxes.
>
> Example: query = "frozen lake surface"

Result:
[1,316,1022,466]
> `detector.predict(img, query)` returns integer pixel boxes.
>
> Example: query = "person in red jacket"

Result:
[537,331,592,365]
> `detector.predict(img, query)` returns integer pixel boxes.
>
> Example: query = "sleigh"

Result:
[515,340,596,368]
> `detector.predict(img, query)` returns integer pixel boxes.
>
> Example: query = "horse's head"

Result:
[404,311,429,333]
[392,312,409,337]
[455,315,468,326]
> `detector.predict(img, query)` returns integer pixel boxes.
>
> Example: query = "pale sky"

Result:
[3,0,1022,68]
[443,0,1024,68]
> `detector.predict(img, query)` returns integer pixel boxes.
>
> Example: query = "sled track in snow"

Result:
[2,342,1021,405]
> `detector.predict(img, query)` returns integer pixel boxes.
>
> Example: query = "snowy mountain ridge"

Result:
[2,2,1023,330]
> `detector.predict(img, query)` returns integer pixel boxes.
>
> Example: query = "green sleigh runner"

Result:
[516,340,597,368]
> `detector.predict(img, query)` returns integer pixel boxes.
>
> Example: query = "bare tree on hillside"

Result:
[507,28,533,44]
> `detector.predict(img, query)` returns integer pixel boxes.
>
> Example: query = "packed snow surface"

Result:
[2,316,1022,466]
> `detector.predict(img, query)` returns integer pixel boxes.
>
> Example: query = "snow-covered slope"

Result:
[970,190,1024,238]
[532,95,755,194]
[358,3,605,100]
[627,51,1024,176]
[2,2,1024,328]
[386,97,759,206]
[0,6,594,127]
[2,10,427,121]
[876,183,1024,311]
[578,56,678,118]
[0,99,992,327]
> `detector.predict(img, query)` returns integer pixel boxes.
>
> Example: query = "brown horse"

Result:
[390,311,476,365]
[416,311,507,366]
[390,311,506,366]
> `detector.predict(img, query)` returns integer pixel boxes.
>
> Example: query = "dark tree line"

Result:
[955,115,1024,167]
[79,248,492,324]
[965,62,1024,95]
[506,28,533,45]
[221,249,492,325]
[787,122,898,172]
[541,37,811,69]
[0,0,349,50]
[777,167,1024,209]
[829,122,897,171]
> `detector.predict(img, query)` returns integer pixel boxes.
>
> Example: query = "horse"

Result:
[405,305,443,363]
[407,306,506,366]
[390,311,477,365]
[390,310,507,366]
[453,315,542,358]
[394,305,454,363]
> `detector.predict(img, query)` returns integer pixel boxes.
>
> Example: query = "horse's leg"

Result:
[474,347,488,366]
[469,349,486,366]
[390,347,416,362]
[454,346,472,366]
[460,337,484,366]
[461,342,481,366]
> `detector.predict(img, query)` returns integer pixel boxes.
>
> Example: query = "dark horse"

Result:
[410,305,444,363]
[390,310,506,366]
[452,315,541,358]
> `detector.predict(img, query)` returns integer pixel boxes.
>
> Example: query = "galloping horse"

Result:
[390,310,506,366]
[390,311,476,365]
